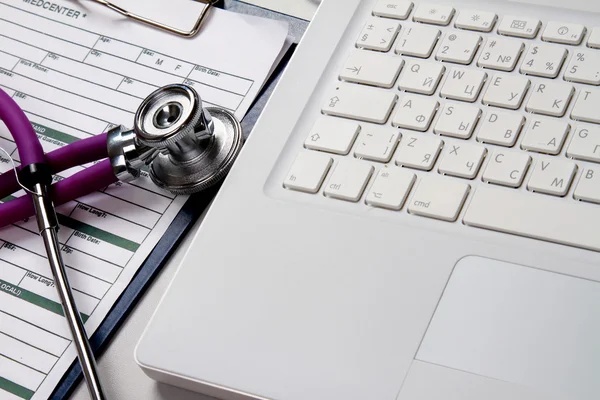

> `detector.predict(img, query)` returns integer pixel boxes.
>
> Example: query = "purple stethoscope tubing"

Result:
[0,88,118,227]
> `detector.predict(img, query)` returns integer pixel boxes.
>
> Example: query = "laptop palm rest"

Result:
[413,256,600,400]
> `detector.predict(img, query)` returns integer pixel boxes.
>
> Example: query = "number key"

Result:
[436,31,482,64]
[520,44,567,78]
[396,25,440,58]
[478,37,524,71]
[564,50,600,85]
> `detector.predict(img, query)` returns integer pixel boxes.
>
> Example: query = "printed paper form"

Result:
[0,0,288,399]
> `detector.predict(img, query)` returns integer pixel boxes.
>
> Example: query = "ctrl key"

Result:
[324,159,374,202]
[283,152,332,194]
[408,177,470,222]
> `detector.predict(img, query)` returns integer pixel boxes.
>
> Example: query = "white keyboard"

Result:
[282,1,600,252]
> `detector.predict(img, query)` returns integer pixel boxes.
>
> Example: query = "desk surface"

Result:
[240,0,320,20]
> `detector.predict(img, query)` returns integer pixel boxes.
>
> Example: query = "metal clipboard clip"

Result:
[87,0,219,37]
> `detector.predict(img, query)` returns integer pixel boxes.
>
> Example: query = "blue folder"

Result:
[50,2,307,398]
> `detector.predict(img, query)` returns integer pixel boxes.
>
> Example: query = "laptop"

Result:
[136,1,600,399]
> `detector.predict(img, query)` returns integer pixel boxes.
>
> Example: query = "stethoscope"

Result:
[0,83,243,399]
[0,84,243,226]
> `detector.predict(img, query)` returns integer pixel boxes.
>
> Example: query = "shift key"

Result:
[322,83,397,124]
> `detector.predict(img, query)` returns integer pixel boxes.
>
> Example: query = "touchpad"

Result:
[417,256,600,399]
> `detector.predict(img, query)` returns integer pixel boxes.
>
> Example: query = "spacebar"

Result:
[463,187,600,252]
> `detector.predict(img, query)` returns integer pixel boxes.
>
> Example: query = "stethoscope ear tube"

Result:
[0,160,117,227]
[0,89,45,166]
[1,89,109,399]
[0,133,110,201]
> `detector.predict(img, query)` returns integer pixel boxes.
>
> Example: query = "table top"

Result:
[240,0,320,20]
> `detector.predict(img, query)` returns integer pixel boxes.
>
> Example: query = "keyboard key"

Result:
[283,152,332,193]
[436,31,481,64]
[483,151,531,188]
[398,60,445,95]
[434,103,481,139]
[497,16,541,39]
[588,27,600,49]
[304,117,360,155]
[366,167,416,210]
[478,38,524,71]
[464,186,600,252]
[454,10,497,32]
[324,159,374,202]
[395,134,443,170]
[372,0,413,20]
[527,159,577,197]
[340,50,404,88]
[356,17,400,52]
[542,21,586,45]
[392,95,439,131]
[438,143,486,179]
[526,82,574,117]
[571,89,600,124]
[567,125,600,163]
[354,127,400,162]
[521,118,570,155]
[408,177,470,222]
[413,3,454,26]
[564,50,600,85]
[440,67,486,102]
[476,111,524,147]
[520,44,567,78]
[322,84,397,124]
[574,166,600,204]
[396,25,440,58]
[483,74,530,110]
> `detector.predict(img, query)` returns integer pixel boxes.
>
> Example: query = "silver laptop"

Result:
[136,1,600,399]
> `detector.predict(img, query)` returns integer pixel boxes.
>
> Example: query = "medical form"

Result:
[0,1,288,398]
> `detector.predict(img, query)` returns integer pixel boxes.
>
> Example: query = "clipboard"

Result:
[84,0,219,37]
[49,2,307,397]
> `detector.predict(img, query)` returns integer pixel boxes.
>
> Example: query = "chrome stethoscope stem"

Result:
[30,183,107,400]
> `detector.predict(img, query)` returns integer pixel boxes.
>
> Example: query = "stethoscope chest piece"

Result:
[133,84,243,195]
